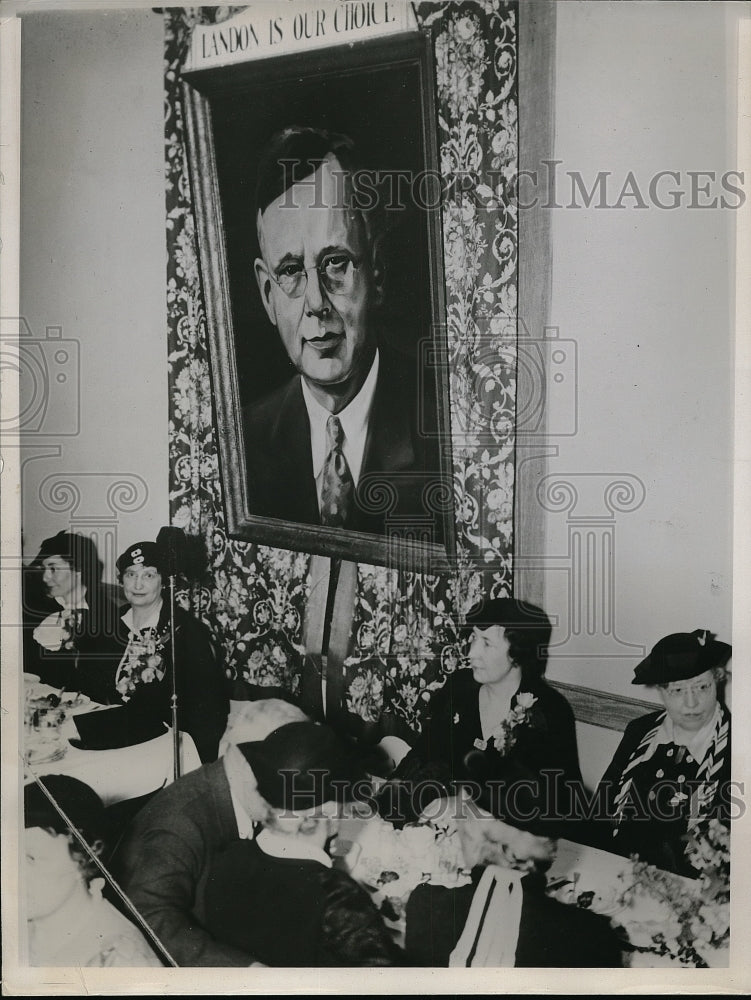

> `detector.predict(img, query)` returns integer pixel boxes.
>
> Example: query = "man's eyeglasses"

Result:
[660,679,715,699]
[271,252,360,299]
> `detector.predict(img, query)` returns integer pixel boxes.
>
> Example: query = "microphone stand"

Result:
[168,571,180,781]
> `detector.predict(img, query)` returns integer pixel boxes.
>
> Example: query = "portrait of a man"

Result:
[182,33,452,565]
[244,126,445,540]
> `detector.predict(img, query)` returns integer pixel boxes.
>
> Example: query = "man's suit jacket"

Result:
[113,759,252,967]
[243,346,445,539]
[405,876,625,967]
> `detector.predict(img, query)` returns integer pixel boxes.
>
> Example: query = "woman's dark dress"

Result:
[594,705,732,877]
[390,670,583,836]
[81,603,229,762]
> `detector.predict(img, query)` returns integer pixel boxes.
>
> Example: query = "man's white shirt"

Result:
[301,349,380,510]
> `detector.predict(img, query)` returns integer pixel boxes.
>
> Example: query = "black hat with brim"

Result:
[464,597,552,634]
[632,629,732,685]
[237,721,364,811]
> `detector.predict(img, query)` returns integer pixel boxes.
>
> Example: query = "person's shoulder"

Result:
[623,708,664,739]
[172,606,211,637]
[244,375,303,437]
[438,668,477,699]
[376,344,428,397]
[130,760,225,829]
[529,679,575,719]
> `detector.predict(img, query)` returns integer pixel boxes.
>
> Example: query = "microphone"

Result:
[155,525,207,581]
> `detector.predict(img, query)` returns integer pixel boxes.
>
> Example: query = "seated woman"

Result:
[74,540,228,762]
[385,598,583,835]
[23,531,117,689]
[24,774,161,967]
[596,629,731,877]
[204,721,403,967]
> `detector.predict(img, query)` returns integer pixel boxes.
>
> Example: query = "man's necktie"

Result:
[320,415,354,527]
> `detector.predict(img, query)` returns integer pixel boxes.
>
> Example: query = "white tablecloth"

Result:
[546,838,729,969]
[23,683,201,806]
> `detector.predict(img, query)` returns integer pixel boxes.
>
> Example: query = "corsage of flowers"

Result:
[472,692,537,754]
[115,625,170,701]
[33,609,81,653]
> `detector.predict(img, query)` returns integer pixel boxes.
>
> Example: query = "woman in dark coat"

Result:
[596,629,732,877]
[74,540,229,762]
[23,531,118,689]
[386,598,583,836]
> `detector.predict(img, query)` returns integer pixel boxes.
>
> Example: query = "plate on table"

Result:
[59,692,91,713]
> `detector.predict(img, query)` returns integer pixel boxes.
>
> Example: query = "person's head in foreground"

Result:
[464,597,552,689]
[632,628,731,735]
[219,694,308,756]
[253,126,384,413]
[24,775,108,923]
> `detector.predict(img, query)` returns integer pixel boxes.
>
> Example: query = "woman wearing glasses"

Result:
[597,629,732,876]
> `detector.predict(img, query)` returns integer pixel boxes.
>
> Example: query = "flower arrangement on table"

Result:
[115,625,171,701]
[346,815,473,925]
[472,692,537,753]
[618,818,730,967]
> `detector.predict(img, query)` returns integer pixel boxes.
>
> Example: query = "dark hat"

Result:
[632,629,732,686]
[464,597,552,635]
[36,531,103,582]
[116,541,165,578]
[237,721,363,811]
[24,775,106,843]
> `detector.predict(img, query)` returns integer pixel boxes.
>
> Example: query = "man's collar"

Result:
[222,745,263,839]
[256,828,332,868]
[301,349,379,479]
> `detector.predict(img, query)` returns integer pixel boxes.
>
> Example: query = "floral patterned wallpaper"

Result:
[164,1,518,738]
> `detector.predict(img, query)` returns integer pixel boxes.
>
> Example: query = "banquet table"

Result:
[336,815,729,969]
[22,679,201,807]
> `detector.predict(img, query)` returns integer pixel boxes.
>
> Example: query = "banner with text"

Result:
[185,1,419,71]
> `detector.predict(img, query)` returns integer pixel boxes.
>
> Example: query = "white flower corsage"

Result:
[474,693,538,754]
[33,610,79,652]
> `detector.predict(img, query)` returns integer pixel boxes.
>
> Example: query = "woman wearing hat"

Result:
[596,629,732,876]
[386,598,583,835]
[23,531,116,689]
[73,540,229,762]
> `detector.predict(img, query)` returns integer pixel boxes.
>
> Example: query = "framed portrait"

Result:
[181,29,455,570]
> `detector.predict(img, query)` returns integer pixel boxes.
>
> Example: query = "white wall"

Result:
[16,4,740,757]
[542,1,739,721]
[19,9,167,584]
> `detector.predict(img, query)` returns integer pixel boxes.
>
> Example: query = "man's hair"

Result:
[222,697,309,750]
[254,125,386,263]
[255,126,358,217]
